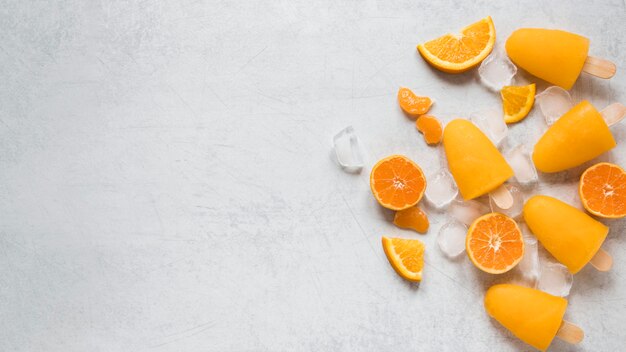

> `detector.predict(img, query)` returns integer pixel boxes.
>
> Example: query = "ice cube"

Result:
[437,220,468,258]
[333,126,364,171]
[510,234,539,288]
[478,51,517,91]
[425,169,458,209]
[536,86,574,126]
[489,183,524,218]
[537,260,573,297]
[470,109,508,146]
[450,199,490,226]
[520,223,537,245]
[506,145,538,185]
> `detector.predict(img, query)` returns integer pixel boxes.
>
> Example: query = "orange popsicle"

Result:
[533,101,616,173]
[443,119,513,200]
[523,195,610,273]
[485,284,574,351]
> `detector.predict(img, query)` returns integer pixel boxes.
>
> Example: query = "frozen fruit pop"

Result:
[506,28,615,90]
[523,195,612,274]
[533,100,616,173]
[485,284,582,351]
[443,119,514,202]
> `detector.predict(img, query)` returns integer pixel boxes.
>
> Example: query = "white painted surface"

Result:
[1,1,625,350]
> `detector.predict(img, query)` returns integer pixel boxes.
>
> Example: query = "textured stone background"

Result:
[0,0,625,350]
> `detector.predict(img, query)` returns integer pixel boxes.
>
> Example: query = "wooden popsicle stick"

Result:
[582,56,616,79]
[556,320,584,344]
[489,185,513,210]
[601,103,626,126]
[589,248,613,271]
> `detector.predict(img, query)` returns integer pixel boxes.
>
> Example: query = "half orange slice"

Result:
[466,213,524,274]
[579,162,626,218]
[370,155,426,211]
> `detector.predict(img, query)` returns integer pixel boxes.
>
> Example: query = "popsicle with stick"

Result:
[506,28,616,90]
[532,100,625,173]
[442,119,515,209]
[485,284,583,351]
[524,195,613,273]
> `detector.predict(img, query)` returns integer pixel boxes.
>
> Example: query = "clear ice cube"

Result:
[510,229,540,288]
[470,109,508,146]
[450,199,490,226]
[425,169,458,209]
[489,183,524,218]
[478,51,518,91]
[437,220,468,258]
[520,223,538,245]
[333,126,364,170]
[506,145,538,185]
[537,260,573,297]
[536,86,574,126]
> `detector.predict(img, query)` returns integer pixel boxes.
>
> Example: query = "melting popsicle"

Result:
[506,28,615,90]
[523,195,612,274]
[443,119,514,206]
[485,284,583,351]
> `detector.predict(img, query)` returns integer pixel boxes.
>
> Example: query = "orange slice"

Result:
[579,162,626,218]
[398,87,433,116]
[416,115,443,145]
[382,236,425,282]
[393,206,429,233]
[417,16,496,73]
[370,155,426,210]
[501,84,536,123]
[466,213,524,274]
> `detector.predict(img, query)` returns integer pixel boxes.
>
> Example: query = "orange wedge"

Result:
[416,115,443,145]
[501,84,536,123]
[370,155,426,211]
[417,16,496,73]
[466,213,524,274]
[393,206,429,233]
[382,236,425,282]
[398,87,433,116]
[579,162,626,218]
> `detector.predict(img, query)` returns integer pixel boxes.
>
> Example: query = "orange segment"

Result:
[382,236,425,282]
[393,206,429,233]
[416,115,443,145]
[579,162,626,218]
[398,87,433,116]
[417,16,496,73]
[466,213,524,274]
[501,84,535,123]
[370,155,426,210]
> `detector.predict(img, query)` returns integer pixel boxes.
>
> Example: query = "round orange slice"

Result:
[370,155,426,210]
[417,16,496,73]
[579,162,626,218]
[466,213,524,274]
[382,236,425,282]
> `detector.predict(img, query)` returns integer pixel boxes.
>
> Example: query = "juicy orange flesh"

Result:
[371,156,426,209]
[501,86,532,115]
[398,88,432,115]
[581,163,626,217]
[389,238,425,273]
[468,214,523,271]
[416,115,443,145]
[423,20,491,63]
[394,206,429,233]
